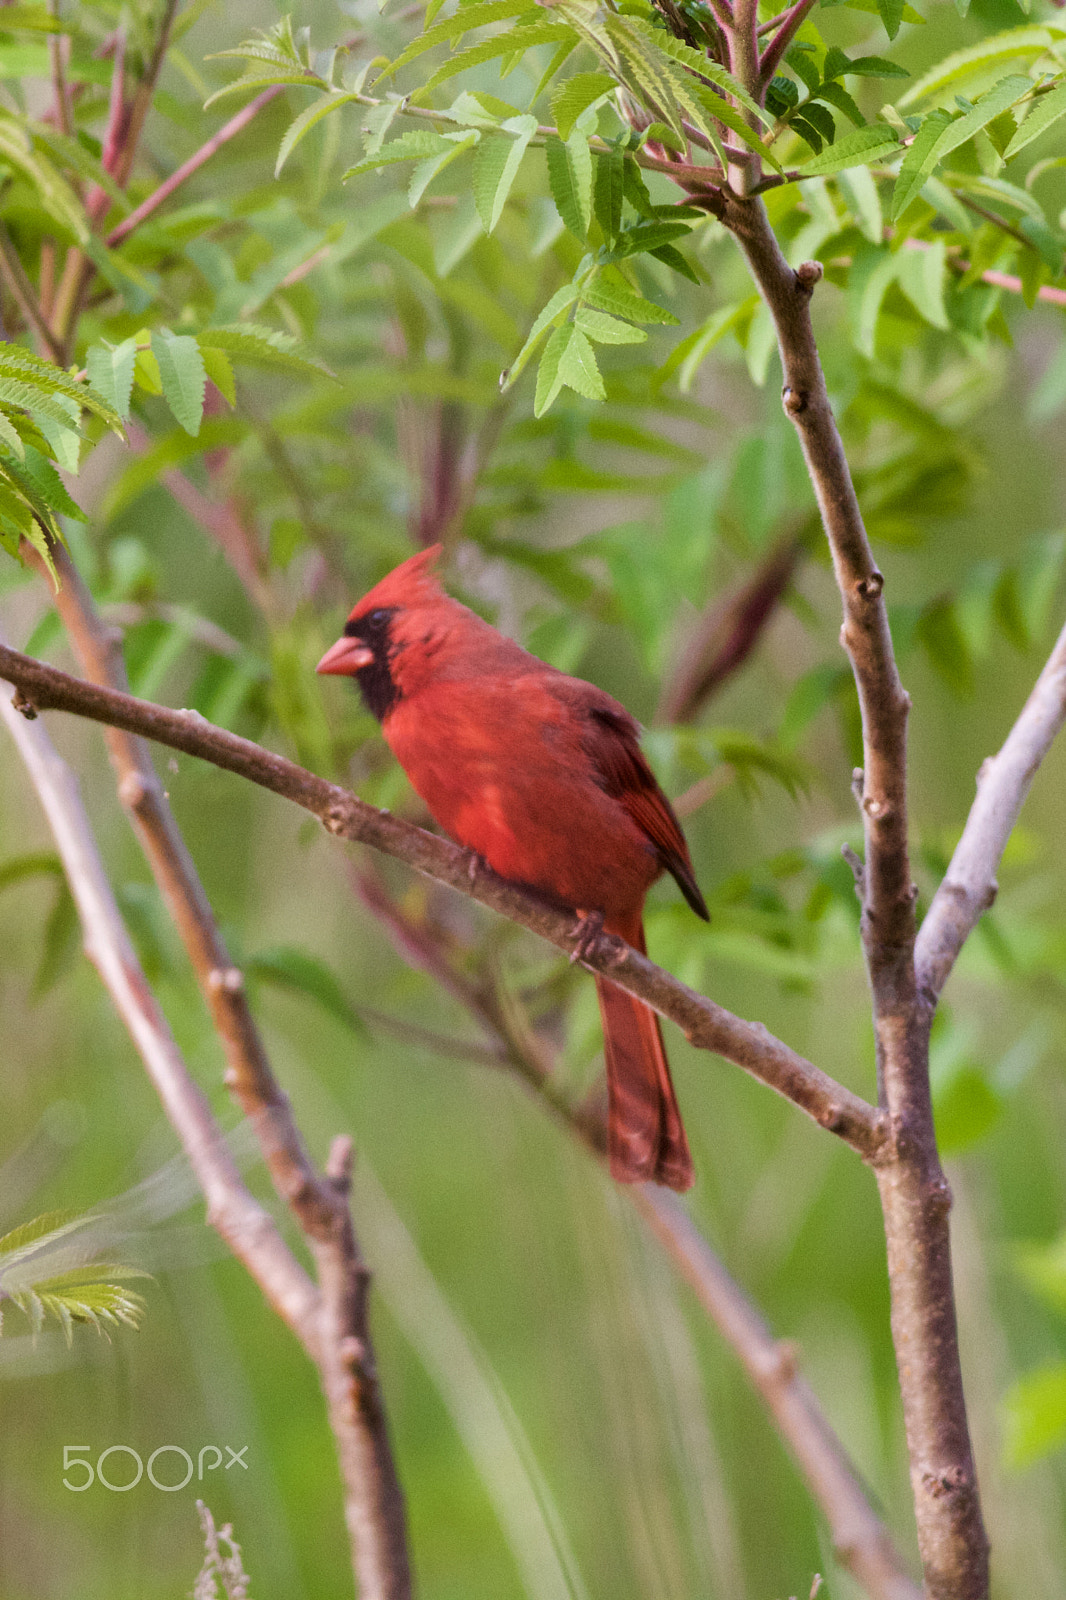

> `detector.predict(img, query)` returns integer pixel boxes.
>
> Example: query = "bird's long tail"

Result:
[595,918,694,1191]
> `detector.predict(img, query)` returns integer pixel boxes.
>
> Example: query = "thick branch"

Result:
[916,614,1066,1004]
[712,186,988,1600]
[0,642,886,1161]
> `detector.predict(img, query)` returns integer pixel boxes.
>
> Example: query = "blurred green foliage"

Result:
[0,0,1065,1594]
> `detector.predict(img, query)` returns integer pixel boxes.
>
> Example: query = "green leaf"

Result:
[248,945,365,1033]
[557,325,605,400]
[839,164,884,242]
[344,128,460,180]
[551,70,616,140]
[502,282,581,389]
[896,238,949,329]
[534,322,572,416]
[891,109,953,220]
[151,330,206,438]
[276,90,363,176]
[845,55,911,77]
[1003,1366,1066,1468]
[799,123,900,175]
[574,308,646,344]
[0,850,60,892]
[375,0,533,83]
[583,275,678,324]
[2,444,84,521]
[86,338,138,423]
[201,347,236,407]
[408,129,479,206]
[1004,77,1066,159]
[900,26,1058,107]
[197,324,335,382]
[876,0,905,42]
[545,133,589,240]
[0,343,121,432]
[472,115,537,231]
[417,22,574,94]
[593,144,624,246]
[650,241,699,282]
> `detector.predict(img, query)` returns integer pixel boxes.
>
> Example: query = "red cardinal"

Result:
[317,545,708,1190]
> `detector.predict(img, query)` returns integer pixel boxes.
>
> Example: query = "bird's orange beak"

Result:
[316,637,375,675]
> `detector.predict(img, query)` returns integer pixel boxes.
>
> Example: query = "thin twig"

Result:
[916,614,1066,1004]
[634,1189,921,1600]
[0,223,66,363]
[657,531,805,724]
[758,0,820,88]
[20,542,412,1600]
[0,640,888,1161]
[107,86,285,248]
[0,665,320,1352]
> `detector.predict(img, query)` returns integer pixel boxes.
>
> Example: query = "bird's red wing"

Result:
[582,707,709,921]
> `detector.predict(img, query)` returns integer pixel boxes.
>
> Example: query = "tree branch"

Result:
[15,545,412,1600]
[758,0,820,88]
[359,869,919,1600]
[657,530,805,724]
[0,640,887,1161]
[106,86,285,248]
[916,614,1066,1004]
[634,1189,921,1600]
[705,166,987,1595]
[0,676,320,1351]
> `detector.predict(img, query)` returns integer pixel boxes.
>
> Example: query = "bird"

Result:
[317,544,709,1190]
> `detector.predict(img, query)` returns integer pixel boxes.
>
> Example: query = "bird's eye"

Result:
[367,608,390,627]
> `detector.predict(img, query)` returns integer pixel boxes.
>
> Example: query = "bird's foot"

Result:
[467,849,488,885]
[570,909,605,964]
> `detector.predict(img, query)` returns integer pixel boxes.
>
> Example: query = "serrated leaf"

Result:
[876,0,905,40]
[7,444,84,520]
[899,27,1056,107]
[551,70,616,139]
[651,242,699,282]
[472,115,536,230]
[839,163,884,241]
[501,282,581,389]
[408,129,479,205]
[534,321,572,416]
[800,123,900,175]
[557,325,605,400]
[375,0,532,84]
[593,144,624,245]
[276,90,362,176]
[891,108,953,219]
[248,946,365,1033]
[203,68,323,112]
[344,127,459,180]
[86,338,138,422]
[1004,77,1066,158]
[417,22,574,94]
[197,324,335,381]
[151,330,206,437]
[35,411,80,474]
[817,81,865,127]
[545,133,587,239]
[0,408,24,459]
[846,54,911,77]
[0,343,121,431]
[583,276,678,324]
[612,219,693,257]
[574,308,646,344]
